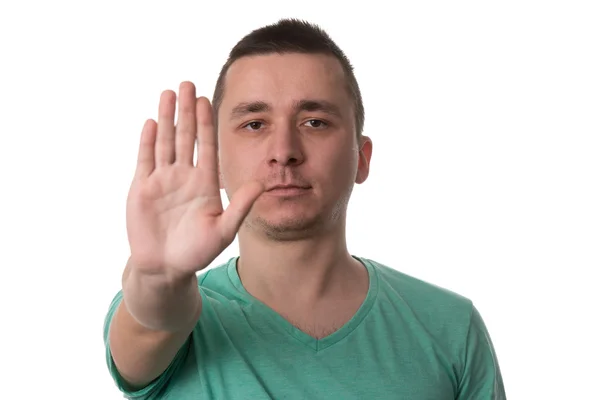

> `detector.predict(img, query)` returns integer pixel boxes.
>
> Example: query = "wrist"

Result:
[122,259,200,331]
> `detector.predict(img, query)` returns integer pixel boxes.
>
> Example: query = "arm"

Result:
[107,259,202,390]
[456,306,507,400]
[103,82,263,396]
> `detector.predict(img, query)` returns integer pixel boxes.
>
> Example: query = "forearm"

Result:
[108,258,202,389]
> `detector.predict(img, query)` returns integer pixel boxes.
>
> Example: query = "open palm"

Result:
[126,82,264,280]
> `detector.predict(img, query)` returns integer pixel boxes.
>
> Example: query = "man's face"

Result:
[217,53,372,239]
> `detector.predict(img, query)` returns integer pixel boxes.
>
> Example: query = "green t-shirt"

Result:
[104,257,506,399]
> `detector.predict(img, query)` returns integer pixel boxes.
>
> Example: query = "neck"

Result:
[236,219,364,309]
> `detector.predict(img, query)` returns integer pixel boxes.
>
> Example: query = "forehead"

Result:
[219,53,350,112]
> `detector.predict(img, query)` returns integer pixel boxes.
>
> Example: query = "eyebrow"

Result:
[294,99,342,118]
[229,99,342,120]
[230,101,271,120]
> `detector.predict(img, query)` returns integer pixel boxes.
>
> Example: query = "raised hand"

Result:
[125,82,264,281]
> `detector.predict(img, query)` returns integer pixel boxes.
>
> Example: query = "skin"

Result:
[108,53,374,389]
[217,53,373,333]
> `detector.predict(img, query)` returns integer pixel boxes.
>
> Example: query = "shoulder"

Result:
[364,257,473,306]
[361,257,475,333]
[361,258,506,397]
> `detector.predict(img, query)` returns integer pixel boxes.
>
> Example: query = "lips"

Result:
[264,184,312,197]
[267,184,311,191]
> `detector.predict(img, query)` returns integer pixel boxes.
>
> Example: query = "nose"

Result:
[268,123,305,167]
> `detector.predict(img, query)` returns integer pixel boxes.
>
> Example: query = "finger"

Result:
[156,90,176,166]
[219,181,266,242]
[175,81,197,165]
[134,119,157,179]
[195,97,219,183]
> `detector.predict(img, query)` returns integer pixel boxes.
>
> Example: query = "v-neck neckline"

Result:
[226,256,379,352]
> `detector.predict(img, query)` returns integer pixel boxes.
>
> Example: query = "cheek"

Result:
[319,148,359,189]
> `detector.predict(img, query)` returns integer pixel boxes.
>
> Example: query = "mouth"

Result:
[265,184,312,196]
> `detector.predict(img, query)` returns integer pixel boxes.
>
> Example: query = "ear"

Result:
[355,135,372,184]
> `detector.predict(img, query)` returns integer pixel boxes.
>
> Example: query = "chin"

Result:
[246,212,325,241]
[254,194,315,216]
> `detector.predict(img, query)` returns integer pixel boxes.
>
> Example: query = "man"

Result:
[103,18,506,399]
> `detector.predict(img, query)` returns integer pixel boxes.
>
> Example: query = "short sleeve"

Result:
[102,291,192,399]
[456,305,507,400]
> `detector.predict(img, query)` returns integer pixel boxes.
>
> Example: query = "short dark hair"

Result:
[212,18,365,137]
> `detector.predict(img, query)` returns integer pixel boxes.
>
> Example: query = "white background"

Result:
[1,1,598,398]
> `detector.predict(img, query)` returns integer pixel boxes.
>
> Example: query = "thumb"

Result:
[219,181,265,242]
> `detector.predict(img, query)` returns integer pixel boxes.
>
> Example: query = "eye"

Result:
[243,121,263,131]
[303,119,328,129]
